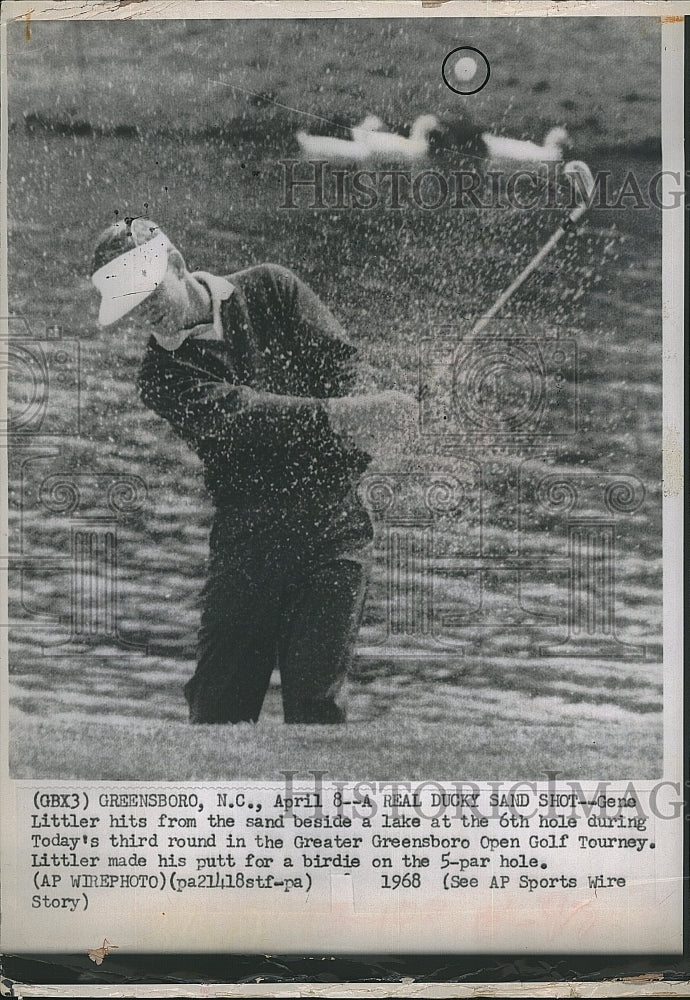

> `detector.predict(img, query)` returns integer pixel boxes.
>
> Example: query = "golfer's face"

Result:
[136,259,189,349]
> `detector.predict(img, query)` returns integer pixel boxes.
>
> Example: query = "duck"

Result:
[350,114,384,143]
[480,126,570,166]
[295,115,383,162]
[360,114,441,162]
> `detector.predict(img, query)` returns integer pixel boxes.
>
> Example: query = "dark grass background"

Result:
[6,17,663,779]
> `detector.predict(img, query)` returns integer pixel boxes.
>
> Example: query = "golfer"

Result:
[91,217,415,724]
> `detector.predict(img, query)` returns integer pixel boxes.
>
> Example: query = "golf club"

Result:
[472,160,596,335]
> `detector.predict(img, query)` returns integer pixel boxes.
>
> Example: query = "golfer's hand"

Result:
[325,390,418,454]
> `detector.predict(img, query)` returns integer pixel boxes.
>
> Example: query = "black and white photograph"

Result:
[5,5,671,781]
[0,0,684,967]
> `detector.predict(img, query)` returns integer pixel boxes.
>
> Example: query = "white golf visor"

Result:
[92,233,171,327]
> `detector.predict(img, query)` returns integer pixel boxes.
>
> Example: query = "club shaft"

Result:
[472,202,589,335]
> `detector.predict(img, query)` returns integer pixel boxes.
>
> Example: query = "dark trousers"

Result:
[184,495,372,724]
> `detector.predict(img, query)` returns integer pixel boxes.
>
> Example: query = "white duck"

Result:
[481,126,570,166]
[360,114,440,163]
[351,114,383,144]
[296,115,383,162]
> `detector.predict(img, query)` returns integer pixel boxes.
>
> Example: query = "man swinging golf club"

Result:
[91,216,417,724]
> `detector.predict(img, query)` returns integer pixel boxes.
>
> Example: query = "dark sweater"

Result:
[137,263,370,510]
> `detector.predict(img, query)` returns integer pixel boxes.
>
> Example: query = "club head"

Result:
[563,160,595,206]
